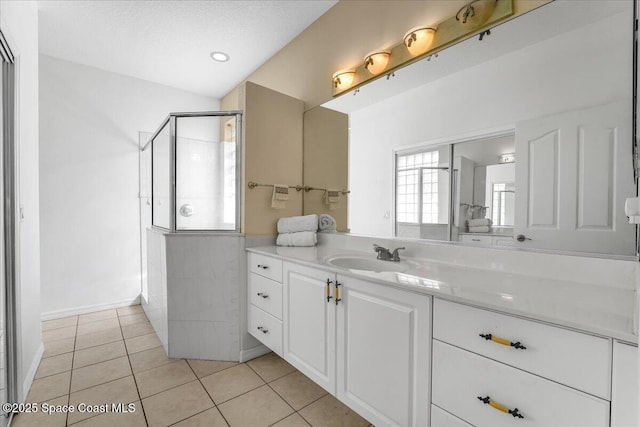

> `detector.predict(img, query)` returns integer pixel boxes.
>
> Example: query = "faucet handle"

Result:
[373,244,387,251]
[390,247,405,261]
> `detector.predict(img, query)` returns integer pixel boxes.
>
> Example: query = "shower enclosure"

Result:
[139,111,245,361]
[141,111,241,232]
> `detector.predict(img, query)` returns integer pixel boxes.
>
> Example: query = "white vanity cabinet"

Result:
[611,341,638,427]
[336,275,431,427]
[432,299,611,427]
[282,262,337,393]
[247,253,284,356]
[281,261,431,427]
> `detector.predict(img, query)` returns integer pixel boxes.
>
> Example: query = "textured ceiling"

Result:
[37,0,337,98]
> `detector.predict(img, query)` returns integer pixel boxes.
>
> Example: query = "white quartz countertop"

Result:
[247,245,637,343]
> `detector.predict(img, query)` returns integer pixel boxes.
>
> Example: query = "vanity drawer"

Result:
[433,299,610,399]
[431,405,473,427]
[459,234,493,245]
[249,253,283,282]
[432,340,610,427]
[249,304,282,356]
[249,273,283,320]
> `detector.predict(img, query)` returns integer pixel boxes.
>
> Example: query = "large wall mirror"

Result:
[306,0,637,257]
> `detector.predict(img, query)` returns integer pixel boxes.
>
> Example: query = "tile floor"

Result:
[12,305,372,427]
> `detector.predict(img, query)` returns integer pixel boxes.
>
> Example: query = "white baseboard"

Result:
[22,342,44,402]
[40,296,141,321]
[239,344,271,363]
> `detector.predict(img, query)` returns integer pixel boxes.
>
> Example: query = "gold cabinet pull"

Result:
[326,279,333,302]
[479,333,527,350]
[477,396,524,419]
[334,281,342,305]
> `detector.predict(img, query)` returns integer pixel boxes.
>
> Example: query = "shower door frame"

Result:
[143,111,243,234]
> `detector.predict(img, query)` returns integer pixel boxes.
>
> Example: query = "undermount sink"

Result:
[325,255,417,273]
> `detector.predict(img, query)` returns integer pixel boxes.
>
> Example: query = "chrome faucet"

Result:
[373,244,405,262]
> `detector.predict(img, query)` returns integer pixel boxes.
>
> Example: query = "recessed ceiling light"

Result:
[210,51,230,62]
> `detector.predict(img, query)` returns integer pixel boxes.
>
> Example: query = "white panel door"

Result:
[282,262,336,394]
[336,275,431,427]
[515,101,635,255]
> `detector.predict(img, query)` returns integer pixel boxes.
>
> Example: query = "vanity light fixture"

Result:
[498,153,515,164]
[363,50,391,75]
[210,51,230,62]
[403,26,436,56]
[332,69,356,90]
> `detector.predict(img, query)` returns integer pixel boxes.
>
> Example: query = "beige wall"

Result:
[303,107,348,231]
[241,82,305,235]
[229,0,550,110]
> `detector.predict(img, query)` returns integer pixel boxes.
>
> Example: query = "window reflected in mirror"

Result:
[395,147,450,240]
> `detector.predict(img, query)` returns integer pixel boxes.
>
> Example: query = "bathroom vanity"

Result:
[245,240,637,427]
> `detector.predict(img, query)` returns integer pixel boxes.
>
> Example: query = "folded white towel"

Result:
[468,218,492,227]
[277,214,318,234]
[318,214,337,232]
[468,225,490,233]
[276,231,317,247]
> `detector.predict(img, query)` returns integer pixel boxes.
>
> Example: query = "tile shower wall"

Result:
[145,230,244,360]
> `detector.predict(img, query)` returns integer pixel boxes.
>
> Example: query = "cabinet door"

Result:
[283,262,336,394]
[336,275,431,427]
[612,341,638,427]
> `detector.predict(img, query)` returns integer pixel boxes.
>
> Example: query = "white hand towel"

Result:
[468,218,492,227]
[271,185,289,210]
[324,190,340,211]
[277,214,318,233]
[276,231,317,247]
[318,214,337,232]
[468,225,490,233]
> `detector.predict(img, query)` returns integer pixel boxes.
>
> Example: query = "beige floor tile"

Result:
[271,413,311,427]
[187,359,237,378]
[128,347,174,373]
[42,326,77,343]
[117,305,144,317]
[43,337,75,358]
[68,376,139,424]
[134,360,196,398]
[125,333,162,354]
[11,395,68,427]
[74,328,122,351]
[121,321,154,339]
[42,316,78,332]
[200,363,265,404]
[73,341,127,369]
[26,371,71,402]
[142,380,214,427]
[118,313,148,326]
[269,371,327,410]
[217,385,293,427]
[172,407,228,427]
[247,352,296,383]
[76,318,120,336]
[298,394,369,427]
[71,356,131,392]
[71,401,145,426]
[35,352,73,379]
[78,309,118,324]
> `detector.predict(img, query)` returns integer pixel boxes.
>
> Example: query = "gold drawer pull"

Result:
[334,281,342,305]
[477,396,524,419]
[479,333,527,350]
[326,279,333,302]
